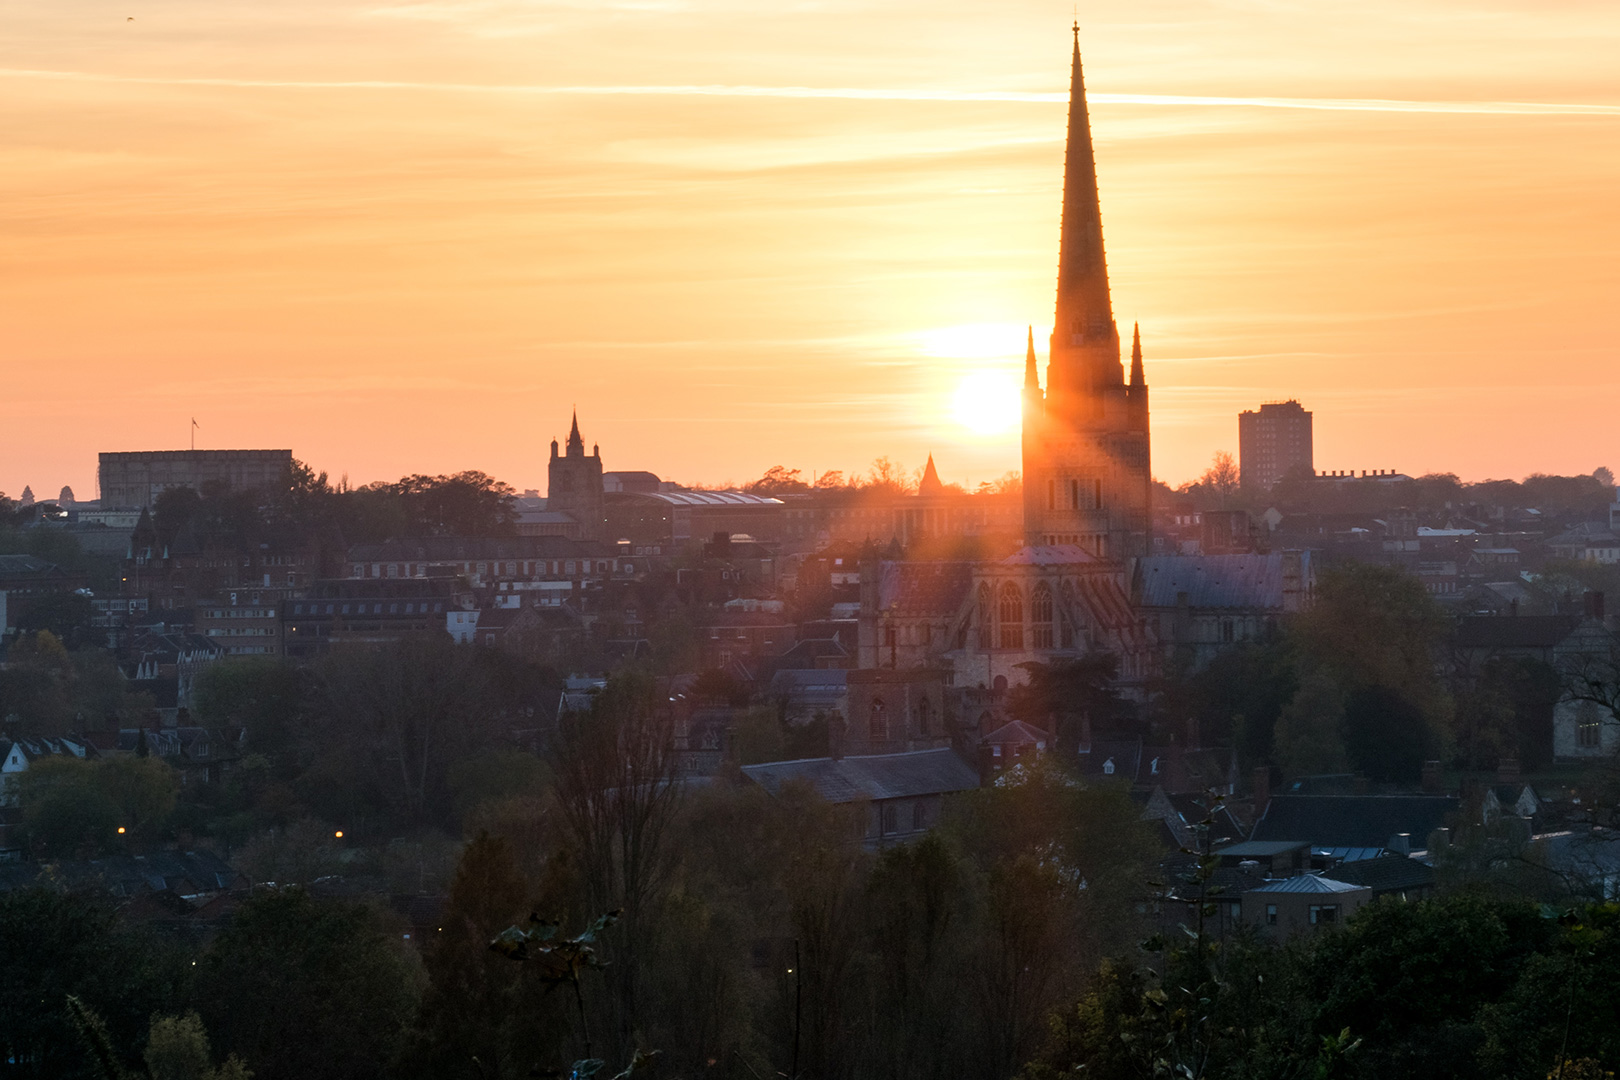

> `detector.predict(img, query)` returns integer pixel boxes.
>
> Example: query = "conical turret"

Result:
[1129,322,1144,387]
[566,409,584,457]
[1024,326,1040,391]
[919,453,944,497]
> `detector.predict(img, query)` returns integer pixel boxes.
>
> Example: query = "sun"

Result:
[951,370,1021,435]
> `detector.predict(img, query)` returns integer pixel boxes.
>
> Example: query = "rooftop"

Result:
[741,748,980,804]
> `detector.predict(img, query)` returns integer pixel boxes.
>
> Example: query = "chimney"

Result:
[1389,832,1411,856]
[1585,591,1606,621]
[1421,760,1443,794]
[1497,757,1521,785]
[1427,826,1451,852]
[1252,765,1271,818]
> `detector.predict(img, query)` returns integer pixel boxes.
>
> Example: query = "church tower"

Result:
[548,410,605,540]
[1022,25,1151,558]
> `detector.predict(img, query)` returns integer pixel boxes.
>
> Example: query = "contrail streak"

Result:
[2,67,1618,116]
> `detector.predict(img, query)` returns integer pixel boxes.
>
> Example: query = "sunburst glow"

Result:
[951,371,1021,435]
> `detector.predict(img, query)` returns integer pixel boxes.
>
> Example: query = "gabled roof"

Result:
[741,748,980,804]
[983,720,1049,747]
[1248,874,1366,895]
[1252,795,1459,849]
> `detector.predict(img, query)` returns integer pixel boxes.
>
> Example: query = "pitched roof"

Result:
[1252,795,1459,848]
[876,561,974,618]
[1134,553,1305,610]
[1326,854,1436,893]
[741,748,980,804]
[1453,615,1580,650]
[983,720,1050,747]
[1248,874,1366,895]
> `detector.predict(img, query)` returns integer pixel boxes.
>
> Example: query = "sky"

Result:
[2,0,1618,500]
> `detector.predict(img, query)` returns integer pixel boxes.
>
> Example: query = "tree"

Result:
[144,1013,252,1080]
[16,755,178,857]
[0,888,182,1080]
[864,457,911,495]
[1199,451,1240,505]
[746,466,811,495]
[390,472,519,536]
[1009,655,1133,747]
[407,833,553,1080]
[1273,669,1349,779]
[196,888,424,1080]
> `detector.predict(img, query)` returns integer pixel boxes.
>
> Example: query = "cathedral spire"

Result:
[1129,321,1144,387]
[1024,325,1039,390]
[1052,22,1117,370]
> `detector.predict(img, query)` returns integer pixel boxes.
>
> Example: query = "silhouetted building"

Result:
[1238,400,1313,491]
[98,450,293,507]
[1021,28,1151,558]
[547,411,606,541]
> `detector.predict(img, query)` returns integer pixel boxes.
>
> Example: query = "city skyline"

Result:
[3,1,1618,499]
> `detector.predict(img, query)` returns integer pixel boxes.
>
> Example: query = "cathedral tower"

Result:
[1022,25,1151,558]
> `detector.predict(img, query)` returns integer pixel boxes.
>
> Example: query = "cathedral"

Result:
[853,27,1154,706]
[1021,25,1152,559]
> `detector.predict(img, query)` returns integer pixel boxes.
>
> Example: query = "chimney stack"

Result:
[1497,757,1521,785]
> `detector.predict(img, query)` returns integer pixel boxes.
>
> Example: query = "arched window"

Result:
[1031,583,1054,649]
[870,698,888,742]
[976,583,994,649]
[998,583,1024,650]
[915,696,932,736]
[1059,580,1079,649]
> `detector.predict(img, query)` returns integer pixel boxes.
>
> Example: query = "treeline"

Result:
[5,675,1158,1080]
[10,635,561,866]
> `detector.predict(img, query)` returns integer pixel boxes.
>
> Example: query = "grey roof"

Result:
[1252,795,1459,848]
[1248,874,1366,895]
[626,490,782,507]
[1217,840,1310,858]
[768,669,848,695]
[741,748,980,804]
[1327,854,1436,893]
[1002,545,1102,566]
[0,849,239,897]
[1134,552,1307,610]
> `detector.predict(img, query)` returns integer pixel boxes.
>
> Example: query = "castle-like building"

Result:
[1021,26,1152,558]
[547,411,605,541]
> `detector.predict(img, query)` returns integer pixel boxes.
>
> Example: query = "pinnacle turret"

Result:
[566,409,584,457]
[1024,325,1040,391]
[1052,22,1117,372]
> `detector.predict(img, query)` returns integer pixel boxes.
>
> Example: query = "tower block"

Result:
[1022,26,1152,559]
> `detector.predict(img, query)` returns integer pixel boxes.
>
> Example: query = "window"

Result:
[976,584,994,649]
[869,698,888,742]
[1047,479,1056,511]
[998,583,1024,650]
[1266,904,1278,926]
[1309,905,1338,925]
[881,802,898,835]
[910,801,927,831]
[1031,584,1054,649]
[916,696,932,735]
[1222,620,1235,643]
[1579,702,1603,749]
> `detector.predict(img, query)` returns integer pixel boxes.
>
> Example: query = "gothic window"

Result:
[1047,479,1057,511]
[1069,479,1080,509]
[1031,584,1054,649]
[998,583,1024,650]
[1094,479,1104,509]
[870,698,888,742]
[976,584,994,649]
[916,696,932,736]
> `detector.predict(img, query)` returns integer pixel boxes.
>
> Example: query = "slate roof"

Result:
[1002,545,1102,566]
[1326,854,1436,893]
[875,561,974,617]
[1453,615,1580,650]
[741,748,980,804]
[1252,795,1459,849]
[1134,552,1306,610]
[1248,874,1365,895]
[1217,840,1311,859]
[0,554,60,577]
[348,536,603,561]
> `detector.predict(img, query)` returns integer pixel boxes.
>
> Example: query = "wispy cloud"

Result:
[3,67,1619,116]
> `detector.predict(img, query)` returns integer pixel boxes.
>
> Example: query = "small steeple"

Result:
[1129,322,1144,387]
[919,453,944,497]
[566,409,584,457]
[1024,325,1040,391]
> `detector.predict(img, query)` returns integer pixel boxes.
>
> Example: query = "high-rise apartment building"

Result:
[1238,401,1313,490]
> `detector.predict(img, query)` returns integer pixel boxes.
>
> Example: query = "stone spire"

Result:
[566,409,584,456]
[1129,321,1144,387]
[1024,325,1040,390]
[1050,22,1120,391]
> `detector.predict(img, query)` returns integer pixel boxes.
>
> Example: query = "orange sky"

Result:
[3,0,1618,501]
